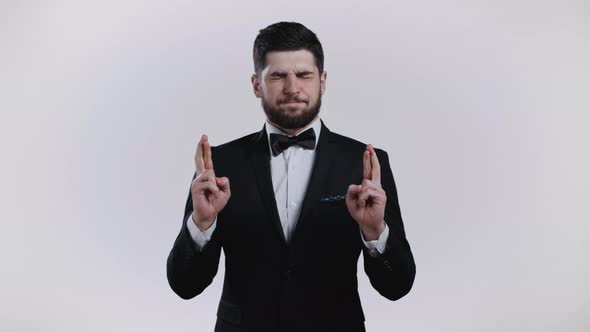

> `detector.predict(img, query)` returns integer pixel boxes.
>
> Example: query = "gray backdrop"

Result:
[1,0,589,331]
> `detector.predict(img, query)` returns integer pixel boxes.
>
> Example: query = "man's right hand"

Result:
[191,134,231,232]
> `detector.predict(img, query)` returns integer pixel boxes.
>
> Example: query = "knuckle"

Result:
[200,170,213,181]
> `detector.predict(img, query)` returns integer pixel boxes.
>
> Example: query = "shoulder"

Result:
[329,130,389,160]
[211,131,259,155]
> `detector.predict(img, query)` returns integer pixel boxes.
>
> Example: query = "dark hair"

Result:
[253,22,324,76]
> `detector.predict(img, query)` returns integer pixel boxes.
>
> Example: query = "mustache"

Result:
[280,97,307,104]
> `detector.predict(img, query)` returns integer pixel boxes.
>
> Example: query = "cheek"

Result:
[265,91,280,103]
[306,81,321,94]
[305,85,321,100]
[262,84,282,99]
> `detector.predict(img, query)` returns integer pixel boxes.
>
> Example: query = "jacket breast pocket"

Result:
[318,197,358,233]
[318,194,348,217]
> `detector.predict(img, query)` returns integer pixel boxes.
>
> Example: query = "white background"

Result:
[1,1,589,331]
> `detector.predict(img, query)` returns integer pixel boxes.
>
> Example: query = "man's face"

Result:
[252,49,327,130]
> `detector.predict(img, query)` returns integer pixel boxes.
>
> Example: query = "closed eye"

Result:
[269,71,314,79]
[270,73,287,79]
[297,72,314,78]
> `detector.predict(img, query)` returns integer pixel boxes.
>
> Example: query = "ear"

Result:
[320,70,327,96]
[251,73,262,98]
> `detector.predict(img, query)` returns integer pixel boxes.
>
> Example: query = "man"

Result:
[167,22,415,332]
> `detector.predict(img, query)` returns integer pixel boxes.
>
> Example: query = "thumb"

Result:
[346,184,362,199]
[216,177,230,192]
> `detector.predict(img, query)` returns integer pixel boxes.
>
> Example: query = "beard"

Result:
[261,92,322,130]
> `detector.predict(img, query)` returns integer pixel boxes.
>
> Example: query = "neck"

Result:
[267,115,319,136]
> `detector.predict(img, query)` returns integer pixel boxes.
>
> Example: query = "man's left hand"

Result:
[346,144,387,241]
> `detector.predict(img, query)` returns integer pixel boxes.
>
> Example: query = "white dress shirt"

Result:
[187,117,389,256]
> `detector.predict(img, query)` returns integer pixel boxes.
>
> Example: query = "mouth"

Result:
[282,100,306,105]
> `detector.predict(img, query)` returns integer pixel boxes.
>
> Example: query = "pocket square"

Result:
[319,194,346,202]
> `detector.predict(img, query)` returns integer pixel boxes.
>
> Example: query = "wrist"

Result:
[192,213,215,232]
[360,221,385,241]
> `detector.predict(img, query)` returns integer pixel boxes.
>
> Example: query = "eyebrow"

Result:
[269,70,315,76]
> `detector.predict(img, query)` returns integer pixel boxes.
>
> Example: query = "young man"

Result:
[167,21,416,332]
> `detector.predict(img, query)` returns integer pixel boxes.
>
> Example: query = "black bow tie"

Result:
[269,127,316,156]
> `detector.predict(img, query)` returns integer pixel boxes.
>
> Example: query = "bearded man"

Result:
[167,21,416,332]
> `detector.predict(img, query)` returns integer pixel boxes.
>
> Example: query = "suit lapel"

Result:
[290,120,339,243]
[247,119,340,247]
[248,125,287,245]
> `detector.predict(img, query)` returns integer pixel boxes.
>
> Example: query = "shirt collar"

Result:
[265,116,322,155]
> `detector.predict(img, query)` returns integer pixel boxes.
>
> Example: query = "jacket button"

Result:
[283,268,294,280]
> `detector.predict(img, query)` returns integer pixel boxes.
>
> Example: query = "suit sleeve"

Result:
[362,149,416,301]
[166,171,223,300]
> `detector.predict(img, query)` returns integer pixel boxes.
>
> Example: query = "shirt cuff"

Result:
[360,222,389,257]
[186,214,217,251]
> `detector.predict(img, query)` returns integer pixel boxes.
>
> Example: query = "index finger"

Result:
[363,148,371,180]
[203,136,213,170]
[367,144,381,186]
[195,134,206,174]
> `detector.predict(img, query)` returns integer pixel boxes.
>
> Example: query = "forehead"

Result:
[263,49,318,74]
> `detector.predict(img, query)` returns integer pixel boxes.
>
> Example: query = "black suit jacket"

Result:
[167,120,416,332]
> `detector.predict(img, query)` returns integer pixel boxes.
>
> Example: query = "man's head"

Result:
[251,22,327,132]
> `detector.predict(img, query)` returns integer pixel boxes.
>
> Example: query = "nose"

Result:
[283,73,299,95]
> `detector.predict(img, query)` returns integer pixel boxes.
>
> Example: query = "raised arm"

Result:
[166,135,231,299]
[346,145,416,300]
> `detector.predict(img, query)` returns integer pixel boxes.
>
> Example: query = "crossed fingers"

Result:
[194,134,218,191]
[363,144,381,187]
[195,134,213,176]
